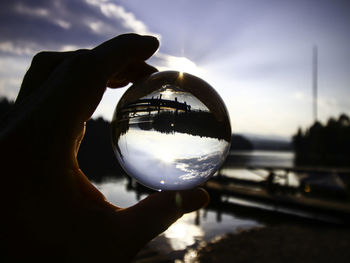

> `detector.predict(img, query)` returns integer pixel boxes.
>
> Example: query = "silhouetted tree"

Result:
[0,97,124,182]
[293,114,350,167]
[0,97,14,119]
[78,117,124,182]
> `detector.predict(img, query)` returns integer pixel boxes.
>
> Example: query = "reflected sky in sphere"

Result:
[111,71,231,190]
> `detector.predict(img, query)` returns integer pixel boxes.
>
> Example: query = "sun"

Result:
[167,56,205,77]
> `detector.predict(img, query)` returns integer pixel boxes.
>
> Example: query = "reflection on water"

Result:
[219,167,300,187]
[92,149,350,261]
[93,150,296,256]
[227,150,295,168]
[165,213,204,250]
[93,151,304,261]
[94,177,141,207]
[93,177,259,260]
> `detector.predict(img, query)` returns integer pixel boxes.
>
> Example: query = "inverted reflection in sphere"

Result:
[111,71,231,191]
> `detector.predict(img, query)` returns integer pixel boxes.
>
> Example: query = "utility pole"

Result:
[312,45,318,123]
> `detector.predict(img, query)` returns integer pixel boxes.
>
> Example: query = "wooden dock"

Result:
[125,165,350,224]
[204,167,350,224]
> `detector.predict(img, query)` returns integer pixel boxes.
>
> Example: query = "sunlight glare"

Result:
[162,88,174,96]
[164,213,204,250]
[155,148,175,164]
[167,56,205,77]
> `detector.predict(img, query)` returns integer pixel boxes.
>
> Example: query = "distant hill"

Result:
[230,134,254,150]
[235,133,293,151]
[230,133,292,151]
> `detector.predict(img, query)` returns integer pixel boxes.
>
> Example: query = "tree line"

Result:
[0,97,123,182]
[293,114,350,167]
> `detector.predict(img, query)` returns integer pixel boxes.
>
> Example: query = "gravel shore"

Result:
[195,224,350,263]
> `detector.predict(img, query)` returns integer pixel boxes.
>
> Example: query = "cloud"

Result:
[1,0,349,137]
[0,0,158,56]
[149,52,206,78]
[175,151,224,181]
[0,0,160,99]
[14,2,50,18]
[93,1,149,34]
[0,55,31,99]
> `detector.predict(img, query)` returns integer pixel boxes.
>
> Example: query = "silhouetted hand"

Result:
[0,34,209,262]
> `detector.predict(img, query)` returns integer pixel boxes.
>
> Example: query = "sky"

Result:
[0,0,349,137]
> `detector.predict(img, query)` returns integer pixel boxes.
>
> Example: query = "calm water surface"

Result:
[227,150,294,168]
[94,177,259,256]
[93,150,294,261]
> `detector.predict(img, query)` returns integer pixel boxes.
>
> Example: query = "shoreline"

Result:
[133,223,350,263]
[196,224,350,263]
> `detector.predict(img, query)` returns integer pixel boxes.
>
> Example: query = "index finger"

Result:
[92,33,159,81]
[38,34,159,124]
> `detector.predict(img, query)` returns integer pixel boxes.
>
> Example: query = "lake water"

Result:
[93,150,294,262]
[226,150,295,168]
[94,177,259,256]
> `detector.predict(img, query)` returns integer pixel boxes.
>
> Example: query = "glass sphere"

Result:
[111,71,231,191]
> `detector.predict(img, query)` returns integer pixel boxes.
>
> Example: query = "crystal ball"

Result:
[111,71,231,191]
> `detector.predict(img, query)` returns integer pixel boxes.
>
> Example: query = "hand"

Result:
[0,34,209,262]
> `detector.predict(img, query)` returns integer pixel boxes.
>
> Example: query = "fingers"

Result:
[92,34,159,81]
[10,34,160,170]
[107,61,158,88]
[124,187,209,243]
[15,50,84,104]
[16,33,159,109]
[57,34,159,122]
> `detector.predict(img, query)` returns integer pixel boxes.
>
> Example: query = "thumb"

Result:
[124,187,209,243]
